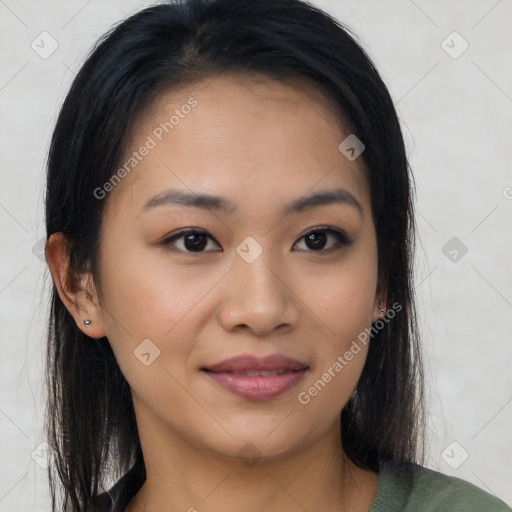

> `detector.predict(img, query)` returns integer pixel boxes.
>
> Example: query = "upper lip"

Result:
[202,354,309,373]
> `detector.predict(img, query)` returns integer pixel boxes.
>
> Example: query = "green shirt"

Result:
[368,461,511,512]
[95,460,511,511]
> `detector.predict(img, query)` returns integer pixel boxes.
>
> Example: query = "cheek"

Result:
[301,344,369,404]
[97,254,204,411]
[295,251,378,338]
[296,290,373,423]
[99,242,218,332]
[304,274,376,337]
[96,243,213,373]
[293,242,377,410]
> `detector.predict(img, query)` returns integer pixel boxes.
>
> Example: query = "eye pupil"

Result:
[305,231,327,250]
[184,233,207,251]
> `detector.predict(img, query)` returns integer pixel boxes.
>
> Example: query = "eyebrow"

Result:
[141,187,363,218]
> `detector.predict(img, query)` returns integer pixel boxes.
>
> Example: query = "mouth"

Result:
[202,369,305,376]
[202,353,309,373]
[201,354,309,400]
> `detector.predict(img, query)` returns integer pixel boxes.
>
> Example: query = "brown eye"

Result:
[293,227,351,252]
[182,232,208,251]
[304,231,328,250]
[161,229,221,253]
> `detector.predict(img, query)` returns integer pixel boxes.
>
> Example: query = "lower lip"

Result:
[203,369,308,400]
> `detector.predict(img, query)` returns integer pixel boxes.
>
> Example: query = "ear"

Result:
[371,280,387,324]
[45,232,107,339]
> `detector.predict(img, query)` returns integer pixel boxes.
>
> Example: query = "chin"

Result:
[199,416,318,463]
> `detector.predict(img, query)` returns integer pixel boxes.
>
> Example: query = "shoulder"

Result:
[369,461,511,512]
[92,463,146,512]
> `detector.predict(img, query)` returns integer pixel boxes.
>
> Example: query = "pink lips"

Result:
[202,354,309,400]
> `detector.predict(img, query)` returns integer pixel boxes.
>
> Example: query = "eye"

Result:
[161,229,221,253]
[160,226,352,254]
[293,227,352,252]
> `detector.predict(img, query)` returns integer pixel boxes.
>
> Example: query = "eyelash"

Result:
[160,226,352,254]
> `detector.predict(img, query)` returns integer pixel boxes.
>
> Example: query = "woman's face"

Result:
[91,73,382,461]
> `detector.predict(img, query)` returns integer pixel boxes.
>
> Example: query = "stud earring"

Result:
[82,319,92,326]
[378,304,385,317]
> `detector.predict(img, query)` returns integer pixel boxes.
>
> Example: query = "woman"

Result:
[43,0,511,510]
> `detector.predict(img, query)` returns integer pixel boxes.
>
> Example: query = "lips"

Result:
[202,353,309,374]
[201,354,309,400]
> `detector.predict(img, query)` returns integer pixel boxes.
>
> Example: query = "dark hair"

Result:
[44,0,425,510]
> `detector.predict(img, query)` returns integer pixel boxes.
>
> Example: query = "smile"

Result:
[202,368,308,400]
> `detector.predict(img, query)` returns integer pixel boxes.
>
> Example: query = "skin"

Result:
[46,73,385,511]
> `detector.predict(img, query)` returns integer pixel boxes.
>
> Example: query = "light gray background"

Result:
[1,0,511,510]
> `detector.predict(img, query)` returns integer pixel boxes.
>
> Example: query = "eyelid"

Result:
[297,225,351,242]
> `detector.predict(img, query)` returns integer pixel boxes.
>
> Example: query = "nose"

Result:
[217,249,300,337]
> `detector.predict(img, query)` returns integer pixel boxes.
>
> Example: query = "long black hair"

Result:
[44,0,425,510]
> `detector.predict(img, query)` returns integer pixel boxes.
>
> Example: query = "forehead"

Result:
[105,72,370,218]
[140,72,349,132]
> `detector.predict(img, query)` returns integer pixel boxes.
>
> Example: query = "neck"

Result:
[126,399,378,512]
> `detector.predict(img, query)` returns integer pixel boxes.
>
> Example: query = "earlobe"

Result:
[45,232,107,339]
[372,301,386,324]
[372,276,388,323]
[372,284,387,324]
